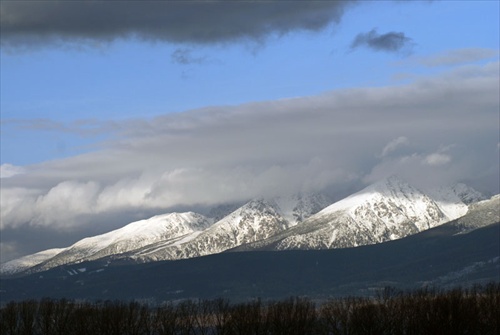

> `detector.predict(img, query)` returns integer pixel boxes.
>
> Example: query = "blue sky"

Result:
[2,1,497,165]
[0,1,499,262]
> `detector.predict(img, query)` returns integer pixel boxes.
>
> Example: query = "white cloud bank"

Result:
[1,62,499,234]
[0,164,26,178]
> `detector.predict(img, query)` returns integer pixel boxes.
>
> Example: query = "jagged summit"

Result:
[448,183,485,205]
[131,198,290,261]
[238,175,484,251]
[1,176,488,276]
[317,175,420,215]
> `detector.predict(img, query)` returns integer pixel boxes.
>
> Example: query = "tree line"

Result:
[1,283,499,335]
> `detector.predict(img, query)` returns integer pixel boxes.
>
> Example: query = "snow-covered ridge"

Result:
[451,194,500,233]
[1,177,489,276]
[71,211,212,253]
[29,212,212,272]
[422,183,484,219]
[318,176,478,222]
[132,198,291,261]
[2,192,329,274]
[241,176,487,251]
[0,248,65,275]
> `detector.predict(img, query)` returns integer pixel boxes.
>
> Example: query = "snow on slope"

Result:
[451,194,500,233]
[241,176,484,251]
[3,178,485,275]
[31,212,212,272]
[132,199,290,261]
[4,193,330,274]
[0,248,65,275]
[423,183,484,220]
[131,194,331,262]
[450,183,485,205]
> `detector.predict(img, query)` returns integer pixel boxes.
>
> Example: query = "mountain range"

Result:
[1,175,489,278]
[235,176,483,251]
[1,193,498,303]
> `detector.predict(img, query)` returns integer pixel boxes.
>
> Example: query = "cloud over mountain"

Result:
[1,61,498,235]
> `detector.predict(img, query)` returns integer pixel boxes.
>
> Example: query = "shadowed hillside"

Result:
[1,219,498,303]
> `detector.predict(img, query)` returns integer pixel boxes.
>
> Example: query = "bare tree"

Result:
[0,301,19,335]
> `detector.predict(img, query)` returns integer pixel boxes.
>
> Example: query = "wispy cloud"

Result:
[0,164,26,179]
[415,48,499,67]
[380,136,410,158]
[423,153,451,166]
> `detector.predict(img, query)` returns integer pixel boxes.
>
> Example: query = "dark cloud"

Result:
[351,28,413,53]
[0,1,355,49]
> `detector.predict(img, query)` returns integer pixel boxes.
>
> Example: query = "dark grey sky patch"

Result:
[351,28,413,53]
[171,48,208,65]
[0,1,355,50]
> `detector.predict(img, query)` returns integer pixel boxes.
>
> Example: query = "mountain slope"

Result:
[2,192,330,275]
[236,176,482,251]
[449,194,500,233]
[0,248,65,276]
[131,194,331,262]
[1,178,484,276]
[23,212,212,273]
[1,203,497,303]
[131,199,290,261]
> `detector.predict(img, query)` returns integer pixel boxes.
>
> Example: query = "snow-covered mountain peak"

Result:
[205,198,286,235]
[450,183,485,205]
[4,176,487,275]
[25,211,213,272]
[243,198,281,213]
[272,192,332,226]
[132,198,290,262]
[317,175,421,216]
[266,176,480,251]
[72,211,211,251]
[421,183,484,220]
